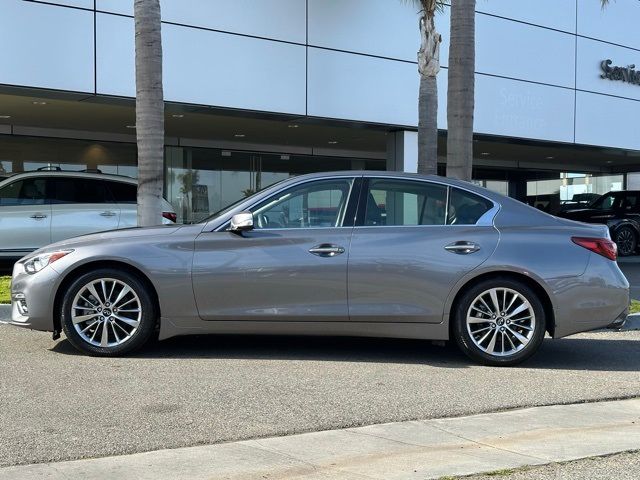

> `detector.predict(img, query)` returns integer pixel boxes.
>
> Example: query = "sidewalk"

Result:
[2,398,639,480]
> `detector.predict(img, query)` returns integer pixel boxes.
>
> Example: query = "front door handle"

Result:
[30,214,47,220]
[100,211,117,217]
[445,241,481,255]
[309,244,345,257]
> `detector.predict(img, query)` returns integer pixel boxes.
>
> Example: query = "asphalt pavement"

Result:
[2,398,638,479]
[1,312,639,468]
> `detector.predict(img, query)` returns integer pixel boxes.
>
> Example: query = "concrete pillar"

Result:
[386,130,418,173]
[351,159,366,170]
[625,172,640,190]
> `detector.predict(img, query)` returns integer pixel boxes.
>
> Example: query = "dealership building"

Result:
[1,0,640,222]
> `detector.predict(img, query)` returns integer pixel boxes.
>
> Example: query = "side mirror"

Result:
[229,212,254,233]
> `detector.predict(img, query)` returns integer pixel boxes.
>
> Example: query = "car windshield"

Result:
[589,193,616,210]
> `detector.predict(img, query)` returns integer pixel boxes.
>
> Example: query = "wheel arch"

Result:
[447,270,556,339]
[610,220,640,238]
[53,260,161,335]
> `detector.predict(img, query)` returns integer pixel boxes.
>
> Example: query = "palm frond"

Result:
[399,0,449,14]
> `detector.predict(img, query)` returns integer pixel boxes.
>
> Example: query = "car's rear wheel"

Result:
[615,226,637,257]
[453,278,546,366]
[61,268,156,356]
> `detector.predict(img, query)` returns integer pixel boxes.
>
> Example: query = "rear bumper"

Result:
[551,253,630,338]
[606,307,628,330]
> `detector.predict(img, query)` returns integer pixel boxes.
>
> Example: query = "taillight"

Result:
[162,212,177,223]
[571,237,617,261]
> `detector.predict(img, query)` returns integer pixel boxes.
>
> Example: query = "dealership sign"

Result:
[601,59,640,85]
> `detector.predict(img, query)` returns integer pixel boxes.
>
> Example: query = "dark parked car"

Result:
[557,190,640,256]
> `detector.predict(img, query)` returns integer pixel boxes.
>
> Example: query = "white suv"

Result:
[0,170,177,259]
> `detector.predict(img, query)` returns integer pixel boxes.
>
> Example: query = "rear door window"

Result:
[49,178,113,204]
[0,178,48,206]
[364,179,448,226]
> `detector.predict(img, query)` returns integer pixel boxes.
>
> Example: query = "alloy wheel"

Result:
[71,278,142,347]
[616,229,635,256]
[465,287,536,357]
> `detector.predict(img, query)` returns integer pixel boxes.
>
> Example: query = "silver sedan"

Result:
[4,172,630,366]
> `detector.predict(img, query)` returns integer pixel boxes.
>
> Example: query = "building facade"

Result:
[1,0,640,221]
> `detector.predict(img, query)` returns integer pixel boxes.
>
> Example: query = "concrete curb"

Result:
[1,398,639,480]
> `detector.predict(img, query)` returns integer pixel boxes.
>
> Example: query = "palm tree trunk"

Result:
[446,0,475,181]
[418,75,438,174]
[134,0,165,226]
[416,1,442,175]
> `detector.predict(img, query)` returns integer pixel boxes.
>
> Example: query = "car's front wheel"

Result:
[614,226,637,257]
[61,268,157,356]
[453,278,546,366]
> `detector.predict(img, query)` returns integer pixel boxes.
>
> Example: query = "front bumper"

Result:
[4,260,58,332]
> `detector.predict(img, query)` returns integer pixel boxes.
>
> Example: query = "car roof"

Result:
[0,170,136,185]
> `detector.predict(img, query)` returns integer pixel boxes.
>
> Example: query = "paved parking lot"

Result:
[1,312,639,468]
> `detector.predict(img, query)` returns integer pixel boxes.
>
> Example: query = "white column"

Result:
[626,173,640,190]
[386,130,418,173]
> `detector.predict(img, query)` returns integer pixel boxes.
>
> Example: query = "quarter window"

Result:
[364,179,447,226]
[108,181,137,204]
[251,179,353,229]
[0,178,47,206]
[447,188,493,225]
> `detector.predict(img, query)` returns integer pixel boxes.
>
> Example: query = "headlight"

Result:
[23,250,74,274]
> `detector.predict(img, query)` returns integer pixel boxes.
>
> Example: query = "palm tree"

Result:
[446,0,474,181]
[405,1,447,175]
[134,0,165,226]
[446,0,613,182]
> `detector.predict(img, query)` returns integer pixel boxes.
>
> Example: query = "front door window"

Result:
[251,179,353,229]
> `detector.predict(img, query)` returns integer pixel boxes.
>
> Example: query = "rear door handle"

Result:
[445,241,481,255]
[309,244,345,257]
[30,214,47,220]
[100,211,117,217]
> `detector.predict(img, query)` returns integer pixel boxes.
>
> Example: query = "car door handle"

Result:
[309,244,345,257]
[445,241,481,254]
[30,214,47,220]
[100,211,117,217]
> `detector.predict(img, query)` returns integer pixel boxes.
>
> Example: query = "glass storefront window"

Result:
[164,146,359,223]
[0,135,137,177]
[527,173,624,214]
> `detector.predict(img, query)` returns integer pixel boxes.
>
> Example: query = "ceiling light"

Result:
[606,160,613,164]
[171,114,184,118]
[126,125,136,129]
[328,141,339,145]
[32,101,47,105]
[234,134,246,138]
[480,152,490,156]
[545,156,555,160]
[0,115,10,119]
[288,124,299,129]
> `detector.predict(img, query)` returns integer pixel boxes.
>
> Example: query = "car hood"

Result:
[25,225,186,258]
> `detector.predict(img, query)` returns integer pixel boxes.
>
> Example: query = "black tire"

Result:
[615,226,637,257]
[452,278,546,367]
[61,268,157,356]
